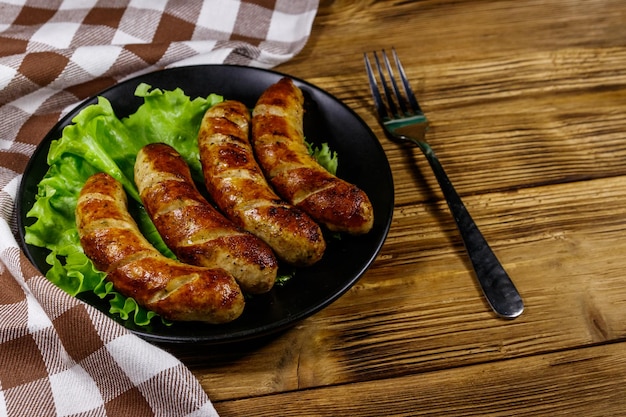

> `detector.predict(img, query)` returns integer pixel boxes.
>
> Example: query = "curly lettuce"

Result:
[24,84,223,326]
[307,141,338,175]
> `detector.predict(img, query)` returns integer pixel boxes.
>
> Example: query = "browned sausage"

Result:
[134,142,277,294]
[198,100,325,267]
[76,172,244,323]
[251,78,374,235]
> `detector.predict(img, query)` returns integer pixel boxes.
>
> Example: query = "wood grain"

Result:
[173,1,626,415]
[213,342,626,416]
[172,175,626,400]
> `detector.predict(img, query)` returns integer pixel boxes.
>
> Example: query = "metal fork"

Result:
[364,49,524,319]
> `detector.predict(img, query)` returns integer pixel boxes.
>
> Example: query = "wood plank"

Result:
[212,341,626,416]
[170,175,626,401]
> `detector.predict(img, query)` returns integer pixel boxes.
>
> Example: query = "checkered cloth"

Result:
[0,1,318,416]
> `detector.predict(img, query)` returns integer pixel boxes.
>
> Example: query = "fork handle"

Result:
[415,141,524,319]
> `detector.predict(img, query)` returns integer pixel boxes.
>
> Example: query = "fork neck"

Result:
[384,114,429,144]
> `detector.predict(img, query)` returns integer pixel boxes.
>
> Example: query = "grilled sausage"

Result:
[251,78,374,235]
[134,143,277,294]
[198,100,325,267]
[76,172,245,323]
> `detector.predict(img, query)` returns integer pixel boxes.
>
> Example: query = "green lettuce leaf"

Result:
[307,141,338,175]
[125,84,223,181]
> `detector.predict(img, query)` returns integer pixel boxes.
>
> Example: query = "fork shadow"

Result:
[391,129,495,296]
[400,141,441,203]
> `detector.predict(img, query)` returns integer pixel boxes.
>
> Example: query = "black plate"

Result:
[17,65,394,345]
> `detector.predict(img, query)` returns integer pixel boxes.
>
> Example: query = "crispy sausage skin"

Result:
[134,143,277,294]
[252,78,374,235]
[76,172,245,323]
[198,100,326,267]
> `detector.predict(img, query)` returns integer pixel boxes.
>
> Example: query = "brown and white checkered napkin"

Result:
[0,1,318,416]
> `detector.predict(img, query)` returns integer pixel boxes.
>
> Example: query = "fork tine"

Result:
[391,48,423,115]
[372,51,399,118]
[364,52,389,121]
[366,49,427,122]
[381,49,408,115]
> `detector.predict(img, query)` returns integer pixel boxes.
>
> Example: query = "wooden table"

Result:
[167,1,626,415]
